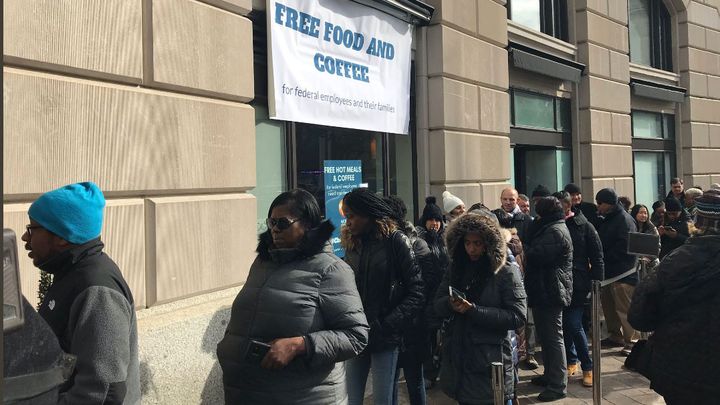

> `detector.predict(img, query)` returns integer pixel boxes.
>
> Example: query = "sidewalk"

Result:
[391,346,665,404]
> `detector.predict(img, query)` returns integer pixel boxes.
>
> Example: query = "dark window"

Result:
[629,0,673,71]
[631,110,676,206]
[508,0,568,41]
[510,89,570,133]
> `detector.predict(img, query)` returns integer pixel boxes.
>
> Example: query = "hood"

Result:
[340,217,397,253]
[256,220,335,261]
[445,213,507,274]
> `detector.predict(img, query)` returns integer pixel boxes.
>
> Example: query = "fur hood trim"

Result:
[445,213,507,274]
[256,220,335,261]
[340,217,398,253]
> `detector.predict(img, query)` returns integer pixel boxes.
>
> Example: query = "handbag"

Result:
[624,338,654,380]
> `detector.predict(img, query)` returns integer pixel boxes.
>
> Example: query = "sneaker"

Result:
[620,347,632,356]
[582,371,593,387]
[567,363,579,376]
[601,338,624,348]
[537,390,567,402]
[525,354,539,370]
[530,376,548,387]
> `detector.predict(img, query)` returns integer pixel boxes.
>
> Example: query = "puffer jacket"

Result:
[524,213,574,307]
[566,209,605,307]
[415,225,450,329]
[628,234,720,404]
[217,221,369,404]
[341,218,424,352]
[597,203,638,285]
[434,214,527,404]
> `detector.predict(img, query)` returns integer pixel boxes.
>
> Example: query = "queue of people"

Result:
[16,180,719,404]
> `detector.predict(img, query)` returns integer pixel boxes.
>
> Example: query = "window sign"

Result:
[267,0,413,134]
[324,160,362,257]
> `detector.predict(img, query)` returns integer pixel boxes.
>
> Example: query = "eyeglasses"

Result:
[25,225,44,237]
[266,217,300,231]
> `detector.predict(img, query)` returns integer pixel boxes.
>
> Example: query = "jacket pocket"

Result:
[467,334,503,374]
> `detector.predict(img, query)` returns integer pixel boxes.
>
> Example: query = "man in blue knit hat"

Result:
[21,182,140,405]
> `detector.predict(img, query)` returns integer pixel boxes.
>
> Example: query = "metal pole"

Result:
[491,362,504,405]
[591,280,602,404]
[639,260,649,340]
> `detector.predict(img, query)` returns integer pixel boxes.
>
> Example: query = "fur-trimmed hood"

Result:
[445,213,507,274]
[340,217,397,253]
[256,220,335,261]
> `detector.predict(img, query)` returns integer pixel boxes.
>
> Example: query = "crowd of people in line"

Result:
[12,179,720,404]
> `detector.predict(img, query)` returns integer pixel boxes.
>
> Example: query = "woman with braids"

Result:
[341,188,424,405]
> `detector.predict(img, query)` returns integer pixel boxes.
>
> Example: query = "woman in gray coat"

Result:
[217,189,369,404]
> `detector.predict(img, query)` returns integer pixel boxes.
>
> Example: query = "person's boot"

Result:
[567,363,579,376]
[582,371,593,387]
[525,354,539,370]
[537,390,566,402]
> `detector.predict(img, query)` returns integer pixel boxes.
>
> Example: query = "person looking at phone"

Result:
[658,197,690,259]
[216,189,369,404]
[433,213,526,405]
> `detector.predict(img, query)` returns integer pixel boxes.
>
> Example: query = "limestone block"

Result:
[576,0,608,16]
[3,199,146,308]
[607,0,629,25]
[579,76,630,113]
[3,68,256,196]
[427,25,509,89]
[151,0,254,100]
[578,43,611,79]
[708,74,720,98]
[478,87,510,134]
[426,0,477,36]
[687,1,720,30]
[678,47,720,75]
[681,71,709,97]
[479,182,512,207]
[680,24,707,49]
[609,50,630,83]
[576,11,629,54]
[580,178,615,203]
[683,148,720,173]
[578,109,613,144]
[685,174,711,189]
[688,96,720,123]
[197,0,252,15]
[429,183,482,210]
[476,0,508,47]
[613,178,635,202]
[145,194,256,305]
[683,122,710,148]
[707,29,720,53]
[581,144,634,177]
[2,0,143,82]
[428,77,479,131]
[428,130,510,183]
[611,113,632,145]
[709,124,720,147]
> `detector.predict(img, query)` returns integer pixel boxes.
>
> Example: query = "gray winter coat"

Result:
[217,221,369,404]
[434,214,527,404]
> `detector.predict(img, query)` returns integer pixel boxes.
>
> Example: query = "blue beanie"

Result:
[28,182,106,244]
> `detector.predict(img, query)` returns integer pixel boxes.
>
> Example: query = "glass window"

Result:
[389,133,415,219]
[510,0,541,31]
[632,110,663,139]
[556,98,571,132]
[295,123,384,216]
[634,152,673,206]
[628,0,673,71]
[250,105,288,233]
[513,92,555,130]
[517,148,572,200]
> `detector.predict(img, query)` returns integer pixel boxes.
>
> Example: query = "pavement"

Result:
[388,346,665,404]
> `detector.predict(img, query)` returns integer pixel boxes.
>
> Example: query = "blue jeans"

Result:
[563,306,592,371]
[392,350,426,405]
[346,348,399,405]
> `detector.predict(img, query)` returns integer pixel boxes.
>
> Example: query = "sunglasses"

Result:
[266,217,300,231]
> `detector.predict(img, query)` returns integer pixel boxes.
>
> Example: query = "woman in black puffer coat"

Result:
[217,189,369,404]
[434,213,526,405]
[523,197,573,402]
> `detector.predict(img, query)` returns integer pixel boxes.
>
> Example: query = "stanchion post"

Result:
[491,362,504,405]
[591,280,602,404]
[638,260,649,340]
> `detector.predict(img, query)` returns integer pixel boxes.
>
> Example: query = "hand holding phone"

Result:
[449,286,466,301]
[245,340,271,364]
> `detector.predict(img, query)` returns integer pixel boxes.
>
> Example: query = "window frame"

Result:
[630,109,676,205]
[507,0,569,41]
[628,0,673,71]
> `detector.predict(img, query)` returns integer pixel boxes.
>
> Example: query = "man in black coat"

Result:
[493,188,533,243]
[629,189,720,404]
[595,188,638,355]
[564,183,600,229]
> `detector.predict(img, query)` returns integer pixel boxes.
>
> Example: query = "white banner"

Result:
[267,0,413,134]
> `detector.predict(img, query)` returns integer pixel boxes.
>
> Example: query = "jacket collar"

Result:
[256,220,335,262]
[39,238,104,277]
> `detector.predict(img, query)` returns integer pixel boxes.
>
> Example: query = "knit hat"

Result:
[685,188,703,199]
[342,188,395,220]
[710,183,720,190]
[531,184,551,199]
[664,196,682,212]
[28,182,105,244]
[695,189,720,232]
[563,183,582,195]
[420,196,443,223]
[442,191,464,214]
[595,188,618,205]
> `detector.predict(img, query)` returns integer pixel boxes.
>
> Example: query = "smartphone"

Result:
[449,286,466,301]
[245,340,271,364]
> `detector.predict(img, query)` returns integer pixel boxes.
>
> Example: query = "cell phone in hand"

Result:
[245,339,271,364]
[449,286,466,301]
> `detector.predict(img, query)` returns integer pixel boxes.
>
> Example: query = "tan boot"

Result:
[583,371,593,387]
[567,363,579,376]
